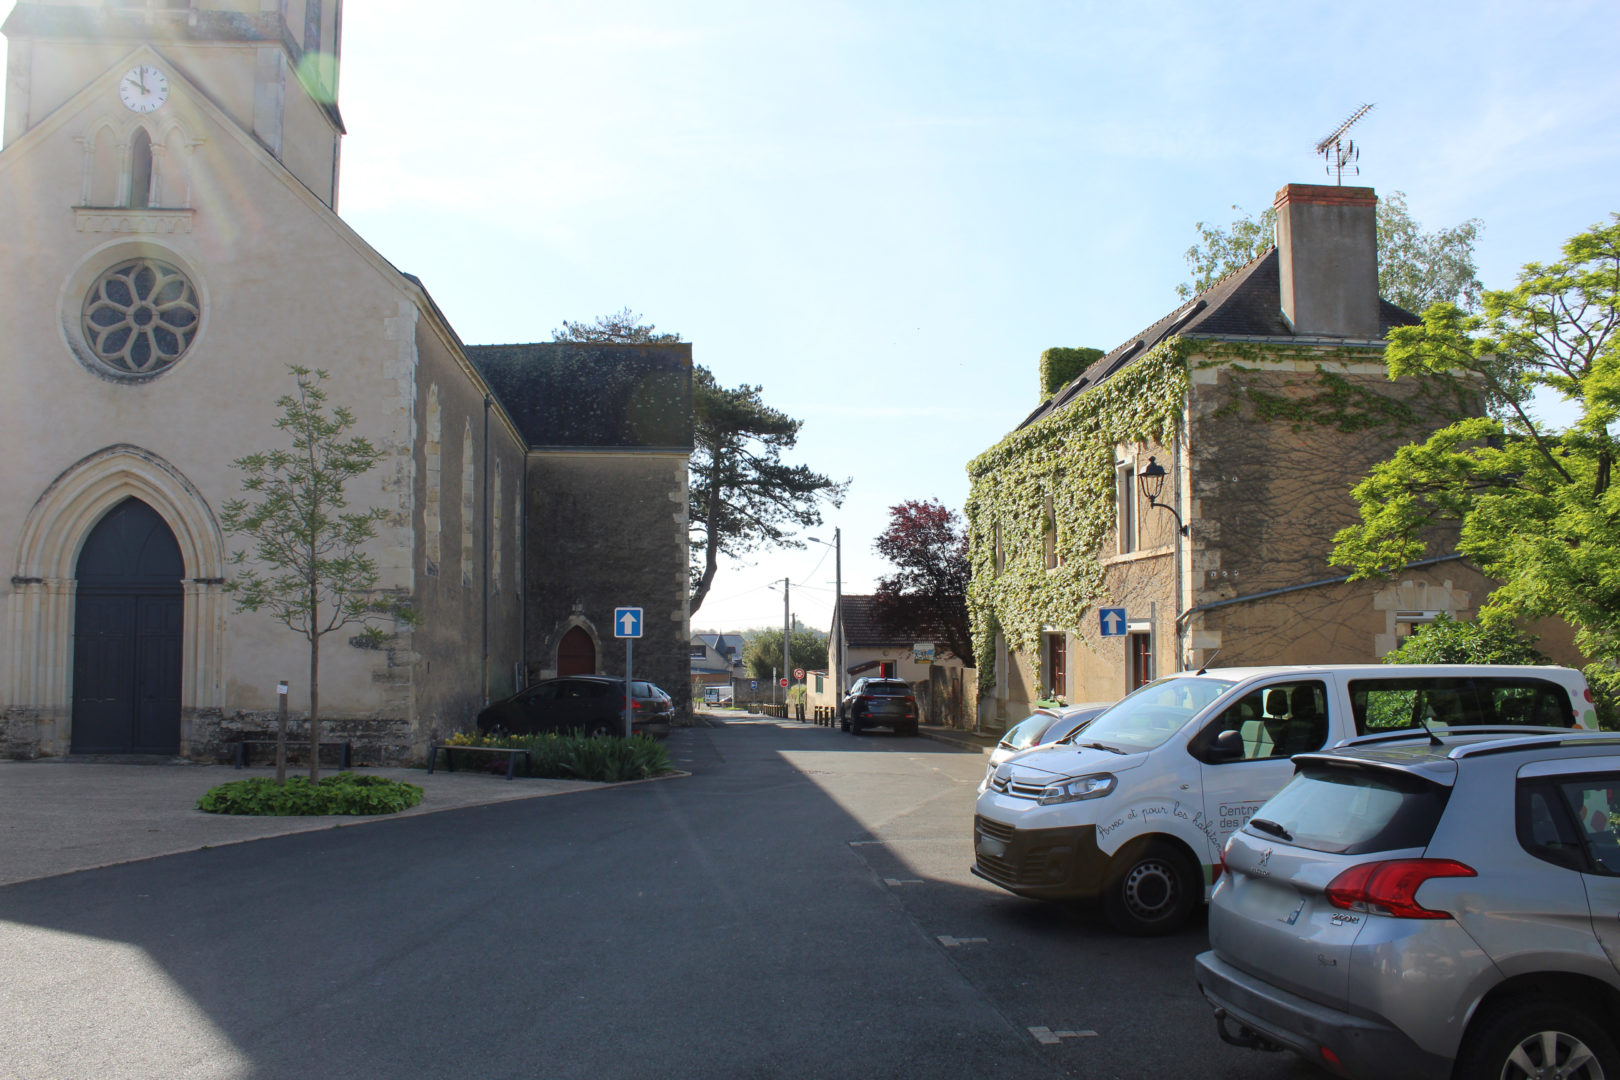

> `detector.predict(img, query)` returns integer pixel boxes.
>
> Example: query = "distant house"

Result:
[814,595,971,727]
[967,182,1576,728]
[690,632,744,700]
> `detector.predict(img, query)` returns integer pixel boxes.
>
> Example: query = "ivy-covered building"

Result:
[967,183,1506,726]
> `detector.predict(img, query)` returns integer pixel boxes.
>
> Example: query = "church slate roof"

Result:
[466,342,694,452]
[1017,247,1420,430]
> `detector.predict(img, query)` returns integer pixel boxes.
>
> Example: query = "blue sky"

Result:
[23,1,1620,638]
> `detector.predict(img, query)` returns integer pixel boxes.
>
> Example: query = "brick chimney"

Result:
[1273,184,1380,338]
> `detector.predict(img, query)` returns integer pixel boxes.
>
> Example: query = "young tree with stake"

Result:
[221,366,414,782]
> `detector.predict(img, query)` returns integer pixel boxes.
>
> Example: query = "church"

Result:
[0,0,693,763]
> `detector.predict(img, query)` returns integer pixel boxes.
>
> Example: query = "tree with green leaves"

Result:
[1383,614,1548,666]
[552,310,846,615]
[1331,216,1620,723]
[743,625,829,680]
[1177,191,1484,314]
[221,366,415,782]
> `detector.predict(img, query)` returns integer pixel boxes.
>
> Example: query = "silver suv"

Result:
[1194,729,1620,1080]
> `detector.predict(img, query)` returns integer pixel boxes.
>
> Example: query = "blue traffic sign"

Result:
[1099,608,1127,637]
[613,607,643,639]
[750,680,758,690]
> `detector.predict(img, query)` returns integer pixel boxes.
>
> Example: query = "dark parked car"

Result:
[840,677,919,736]
[476,676,673,738]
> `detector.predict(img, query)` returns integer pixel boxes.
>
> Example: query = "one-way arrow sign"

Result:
[614,607,643,638]
[1099,607,1126,637]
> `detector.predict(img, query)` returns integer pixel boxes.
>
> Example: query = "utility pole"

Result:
[782,576,790,710]
[833,527,842,706]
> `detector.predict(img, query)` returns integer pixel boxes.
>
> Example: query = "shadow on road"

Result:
[0,717,1317,1080]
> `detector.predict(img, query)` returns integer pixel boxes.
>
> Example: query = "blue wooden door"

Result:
[72,498,183,754]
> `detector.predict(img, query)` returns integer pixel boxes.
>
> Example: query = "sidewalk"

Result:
[0,759,612,889]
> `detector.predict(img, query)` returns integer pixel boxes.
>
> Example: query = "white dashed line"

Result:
[1028,1026,1098,1044]
[936,935,988,947]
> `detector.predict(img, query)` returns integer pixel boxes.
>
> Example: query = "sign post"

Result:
[613,607,643,738]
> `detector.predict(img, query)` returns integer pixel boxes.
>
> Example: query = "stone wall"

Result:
[524,451,692,721]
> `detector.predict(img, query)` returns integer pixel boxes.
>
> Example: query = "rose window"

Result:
[81,258,200,376]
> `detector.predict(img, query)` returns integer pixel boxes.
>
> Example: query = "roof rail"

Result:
[1448,730,1620,760]
[1336,725,1572,749]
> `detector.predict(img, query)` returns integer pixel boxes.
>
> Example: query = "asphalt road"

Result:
[0,719,1322,1079]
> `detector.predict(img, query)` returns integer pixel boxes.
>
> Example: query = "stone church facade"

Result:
[0,1,692,762]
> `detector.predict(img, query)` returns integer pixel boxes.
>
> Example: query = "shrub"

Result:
[198,772,424,816]
[442,730,673,782]
[1382,614,1548,666]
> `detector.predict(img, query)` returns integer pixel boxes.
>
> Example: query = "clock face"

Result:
[119,65,169,113]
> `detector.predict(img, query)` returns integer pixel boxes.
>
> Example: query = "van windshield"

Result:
[1078,676,1235,753]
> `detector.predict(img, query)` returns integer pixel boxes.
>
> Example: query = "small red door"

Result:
[557,627,596,677]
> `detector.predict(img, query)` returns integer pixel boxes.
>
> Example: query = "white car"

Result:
[977,703,1113,794]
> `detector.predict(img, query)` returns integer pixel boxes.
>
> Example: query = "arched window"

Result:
[129,128,153,209]
[424,385,441,576]
[460,420,475,588]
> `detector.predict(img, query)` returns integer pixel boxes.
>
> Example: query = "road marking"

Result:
[936,935,988,947]
[1028,1026,1099,1045]
[847,840,888,846]
[884,878,923,887]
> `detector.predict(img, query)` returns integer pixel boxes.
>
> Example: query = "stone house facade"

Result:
[968,183,1579,729]
[0,2,691,761]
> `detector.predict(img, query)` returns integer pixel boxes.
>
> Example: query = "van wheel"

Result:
[1457,998,1619,1080]
[1102,841,1197,936]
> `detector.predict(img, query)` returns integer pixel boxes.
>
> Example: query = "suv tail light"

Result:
[1324,859,1476,919]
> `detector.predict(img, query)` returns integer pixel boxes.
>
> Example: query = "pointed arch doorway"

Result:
[556,626,596,677]
[71,498,184,754]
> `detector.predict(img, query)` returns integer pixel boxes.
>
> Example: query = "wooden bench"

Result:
[427,742,531,781]
[233,738,352,770]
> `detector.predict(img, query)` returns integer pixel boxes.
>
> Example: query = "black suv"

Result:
[477,677,673,738]
[840,678,919,736]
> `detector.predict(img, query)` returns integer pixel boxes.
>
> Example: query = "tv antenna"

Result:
[1314,103,1373,185]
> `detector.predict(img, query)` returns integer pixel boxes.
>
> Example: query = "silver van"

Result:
[972,664,1595,934]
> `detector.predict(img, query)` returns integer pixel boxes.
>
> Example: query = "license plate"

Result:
[976,833,1007,859]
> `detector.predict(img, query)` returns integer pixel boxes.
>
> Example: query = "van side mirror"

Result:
[1206,728,1244,763]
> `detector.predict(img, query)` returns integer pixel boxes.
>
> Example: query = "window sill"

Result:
[1102,545,1173,566]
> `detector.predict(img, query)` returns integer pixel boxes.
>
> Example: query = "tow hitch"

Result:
[1213,1008,1283,1052]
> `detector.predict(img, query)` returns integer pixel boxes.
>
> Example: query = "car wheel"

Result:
[1102,841,1197,936]
[1457,998,1620,1080]
[849,717,864,736]
[903,722,919,737]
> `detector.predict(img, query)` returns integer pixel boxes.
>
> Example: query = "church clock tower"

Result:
[2,0,345,207]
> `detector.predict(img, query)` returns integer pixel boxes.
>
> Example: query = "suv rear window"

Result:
[864,682,911,696]
[1247,763,1451,855]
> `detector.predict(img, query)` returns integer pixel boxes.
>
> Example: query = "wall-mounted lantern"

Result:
[1137,457,1188,536]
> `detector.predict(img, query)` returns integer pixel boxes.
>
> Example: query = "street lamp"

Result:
[807,528,842,708]
[1137,457,1188,536]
